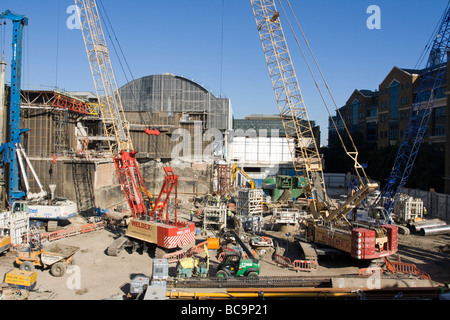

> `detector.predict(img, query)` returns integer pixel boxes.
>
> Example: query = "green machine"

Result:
[215,230,260,278]
[262,175,306,201]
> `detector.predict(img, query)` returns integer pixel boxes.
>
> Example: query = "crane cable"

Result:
[277,0,369,184]
[96,0,144,122]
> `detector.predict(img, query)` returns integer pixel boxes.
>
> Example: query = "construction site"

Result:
[0,0,449,309]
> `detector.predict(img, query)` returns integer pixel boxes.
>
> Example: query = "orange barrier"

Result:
[358,267,383,277]
[163,240,209,264]
[293,259,318,272]
[185,241,208,256]
[272,253,292,268]
[163,250,188,264]
[388,260,431,280]
[39,221,106,243]
[272,253,318,272]
[383,257,431,280]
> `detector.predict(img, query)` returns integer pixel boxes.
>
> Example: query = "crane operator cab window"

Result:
[369,207,387,221]
[13,202,28,213]
[223,253,241,273]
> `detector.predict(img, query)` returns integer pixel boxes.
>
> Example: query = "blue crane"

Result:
[376,6,450,216]
[0,10,29,206]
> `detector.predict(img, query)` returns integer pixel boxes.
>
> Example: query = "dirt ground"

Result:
[0,209,449,300]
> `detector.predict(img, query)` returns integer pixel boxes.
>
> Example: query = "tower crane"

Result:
[75,0,195,255]
[251,0,397,261]
[373,5,450,219]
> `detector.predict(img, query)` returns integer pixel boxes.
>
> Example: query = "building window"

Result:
[433,125,446,136]
[352,99,359,129]
[389,80,400,121]
[435,106,446,118]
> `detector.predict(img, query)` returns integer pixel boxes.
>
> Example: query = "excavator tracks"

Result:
[297,240,318,264]
[106,235,130,256]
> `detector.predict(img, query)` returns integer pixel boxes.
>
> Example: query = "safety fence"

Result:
[39,221,106,243]
[358,267,383,277]
[403,187,450,221]
[163,240,209,264]
[383,257,431,280]
[272,253,318,272]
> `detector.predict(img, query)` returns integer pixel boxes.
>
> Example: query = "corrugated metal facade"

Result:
[119,74,232,131]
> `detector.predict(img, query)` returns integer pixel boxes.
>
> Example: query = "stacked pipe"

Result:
[412,219,450,236]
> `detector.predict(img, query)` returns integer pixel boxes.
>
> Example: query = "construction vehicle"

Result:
[0,10,78,229]
[230,163,256,189]
[16,242,79,277]
[176,244,210,278]
[251,0,398,262]
[216,229,260,278]
[0,235,11,254]
[371,5,450,229]
[75,0,195,256]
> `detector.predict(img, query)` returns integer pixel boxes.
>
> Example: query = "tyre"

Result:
[51,262,67,277]
[19,261,35,272]
[216,270,230,278]
[247,271,259,278]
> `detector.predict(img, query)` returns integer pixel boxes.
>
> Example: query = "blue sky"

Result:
[1,0,448,146]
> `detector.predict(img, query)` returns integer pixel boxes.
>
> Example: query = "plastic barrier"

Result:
[293,259,318,272]
[388,260,431,280]
[272,253,292,268]
[163,250,187,264]
[39,221,106,243]
[383,257,431,280]
[358,267,383,277]
[163,240,209,264]
[272,253,318,272]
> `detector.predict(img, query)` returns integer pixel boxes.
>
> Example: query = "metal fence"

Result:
[324,173,450,222]
[402,188,450,222]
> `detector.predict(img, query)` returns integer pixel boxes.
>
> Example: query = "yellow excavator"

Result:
[230,163,256,189]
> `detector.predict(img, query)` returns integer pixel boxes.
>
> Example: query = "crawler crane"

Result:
[75,0,195,256]
[251,0,398,261]
[373,5,450,222]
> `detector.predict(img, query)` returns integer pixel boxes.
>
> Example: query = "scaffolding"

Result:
[0,203,29,246]
[217,163,231,197]
[272,207,306,224]
[237,188,264,232]
[203,203,227,235]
